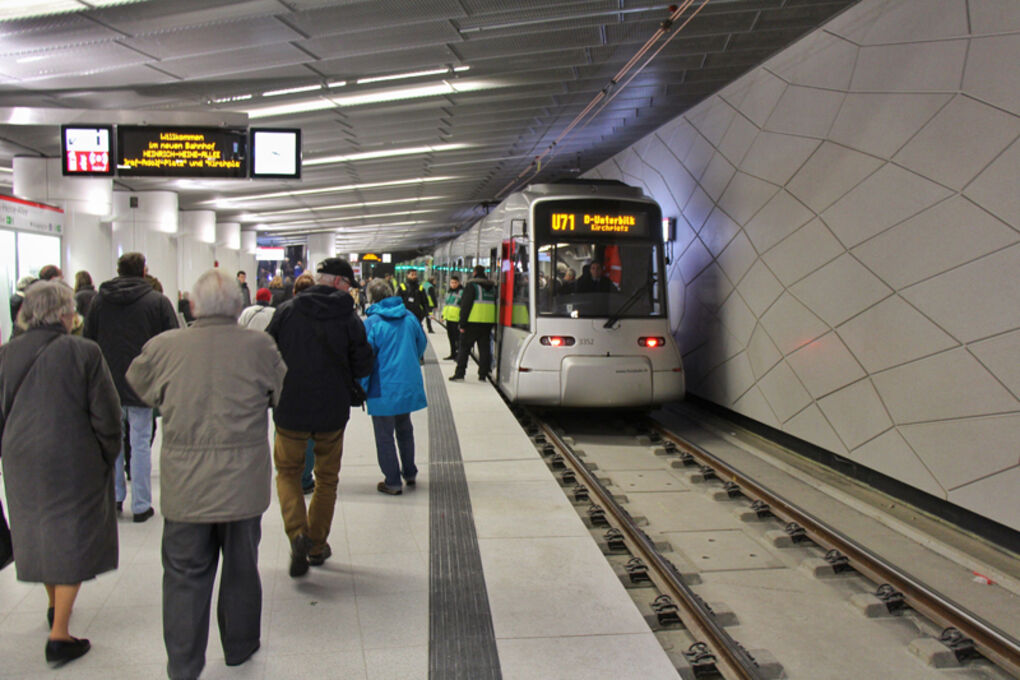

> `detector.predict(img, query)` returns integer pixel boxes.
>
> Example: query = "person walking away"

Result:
[236,271,251,307]
[398,270,428,329]
[266,258,373,577]
[73,271,97,317]
[0,281,121,667]
[449,266,496,382]
[238,288,275,332]
[441,276,463,360]
[268,275,286,307]
[290,273,319,495]
[127,269,286,680]
[83,252,178,522]
[361,280,427,495]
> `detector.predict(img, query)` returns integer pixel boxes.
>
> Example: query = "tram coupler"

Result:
[650,594,683,626]
[624,557,652,584]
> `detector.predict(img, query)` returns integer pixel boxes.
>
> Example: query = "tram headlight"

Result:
[540,336,575,347]
[639,337,666,348]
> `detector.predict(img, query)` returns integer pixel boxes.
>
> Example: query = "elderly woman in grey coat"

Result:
[0,281,121,667]
[126,269,286,680]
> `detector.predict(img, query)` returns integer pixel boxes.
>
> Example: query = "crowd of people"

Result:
[0,253,496,678]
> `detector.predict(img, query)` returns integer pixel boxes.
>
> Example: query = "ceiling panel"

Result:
[0,0,859,254]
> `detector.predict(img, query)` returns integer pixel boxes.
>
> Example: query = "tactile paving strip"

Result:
[424,346,502,679]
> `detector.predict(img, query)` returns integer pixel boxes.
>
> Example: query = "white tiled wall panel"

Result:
[589,0,1020,529]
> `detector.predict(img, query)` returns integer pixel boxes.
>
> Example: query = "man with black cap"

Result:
[265,257,373,577]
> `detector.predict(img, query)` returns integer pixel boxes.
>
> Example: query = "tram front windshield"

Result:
[533,199,665,319]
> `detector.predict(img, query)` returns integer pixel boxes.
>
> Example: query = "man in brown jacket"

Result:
[127,269,286,680]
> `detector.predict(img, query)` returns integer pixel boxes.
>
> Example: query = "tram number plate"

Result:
[551,213,576,231]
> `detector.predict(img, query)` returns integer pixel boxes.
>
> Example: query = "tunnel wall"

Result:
[587,0,1019,530]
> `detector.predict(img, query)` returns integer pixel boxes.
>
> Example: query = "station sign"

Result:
[0,195,64,235]
[256,246,286,260]
[535,199,659,241]
[117,126,248,178]
[61,125,114,176]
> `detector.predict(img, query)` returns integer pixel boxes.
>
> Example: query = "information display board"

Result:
[61,125,114,176]
[250,128,301,179]
[534,199,659,241]
[117,126,247,178]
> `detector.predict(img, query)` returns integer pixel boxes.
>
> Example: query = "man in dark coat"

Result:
[266,257,373,577]
[237,270,252,307]
[449,265,497,382]
[398,270,429,326]
[84,252,178,522]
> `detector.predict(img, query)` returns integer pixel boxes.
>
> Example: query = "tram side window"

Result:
[512,239,529,330]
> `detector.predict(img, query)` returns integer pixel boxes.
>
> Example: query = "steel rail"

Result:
[651,422,1020,678]
[530,410,768,680]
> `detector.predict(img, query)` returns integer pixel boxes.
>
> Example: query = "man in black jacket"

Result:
[84,252,178,522]
[449,266,497,382]
[398,270,428,327]
[266,257,373,577]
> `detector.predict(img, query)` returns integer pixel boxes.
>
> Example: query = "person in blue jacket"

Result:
[360,279,428,495]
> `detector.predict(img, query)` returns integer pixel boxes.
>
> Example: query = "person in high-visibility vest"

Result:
[449,266,496,382]
[440,275,463,360]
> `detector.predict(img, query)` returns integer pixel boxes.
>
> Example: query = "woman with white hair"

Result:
[126,269,286,679]
[361,278,428,495]
[0,280,122,667]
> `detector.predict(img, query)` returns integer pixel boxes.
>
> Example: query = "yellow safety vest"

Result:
[466,283,496,324]
[442,288,462,322]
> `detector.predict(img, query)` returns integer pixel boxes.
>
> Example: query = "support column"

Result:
[13,157,114,284]
[111,191,179,300]
[215,221,241,280]
[178,211,216,297]
[240,229,257,286]
[307,232,336,275]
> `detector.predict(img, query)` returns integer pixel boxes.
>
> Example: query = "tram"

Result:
[432,180,684,407]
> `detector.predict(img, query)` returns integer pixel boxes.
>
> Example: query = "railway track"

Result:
[510,405,1020,680]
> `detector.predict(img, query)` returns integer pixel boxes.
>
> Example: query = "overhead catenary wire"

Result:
[493,0,710,200]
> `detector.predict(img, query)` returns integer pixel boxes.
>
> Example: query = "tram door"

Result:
[495,239,514,385]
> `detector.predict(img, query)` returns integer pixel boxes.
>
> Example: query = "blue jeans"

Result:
[300,439,315,489]
[372,414,417,489]
[115,406,153,514]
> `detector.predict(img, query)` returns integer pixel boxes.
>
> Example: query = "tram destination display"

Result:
[61,125,114,177]
[535,199,659,240]
[117,126,247,178]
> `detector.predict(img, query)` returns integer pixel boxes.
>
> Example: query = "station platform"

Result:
[0,332,675,680]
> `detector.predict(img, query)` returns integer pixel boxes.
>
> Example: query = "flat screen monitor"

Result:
[250,128,301,179]
[61,125,114,176]
[117,126,247,178]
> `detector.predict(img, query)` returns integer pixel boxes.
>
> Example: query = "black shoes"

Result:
[478,375,488,381]
[448,375,464,382]
[377,481,402,496]
[404,477,416,488]
[302,481,315,495]
[45,637,90,667]
[289,534,311,578]
[442,355,455,360]
[133,507,154,523]
[308,544,332,567]
[225,642,260,667]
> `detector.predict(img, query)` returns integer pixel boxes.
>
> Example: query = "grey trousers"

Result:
[162,517,262,680]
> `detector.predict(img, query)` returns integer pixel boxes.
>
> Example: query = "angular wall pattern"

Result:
[588,0,1020,530]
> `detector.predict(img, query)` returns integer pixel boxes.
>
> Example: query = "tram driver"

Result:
[575,261,617,293]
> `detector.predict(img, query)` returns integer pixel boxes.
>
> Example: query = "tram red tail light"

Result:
[540,335,575,347]
[639,337,666,348]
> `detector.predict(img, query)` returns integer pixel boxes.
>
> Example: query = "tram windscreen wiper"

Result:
[603,274,656,328]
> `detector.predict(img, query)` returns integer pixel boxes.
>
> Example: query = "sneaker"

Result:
[448,375,464,382]
[133,507,155,523]
[289,534,311,578]
[377,481,402,496]
[308,544,332,567]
